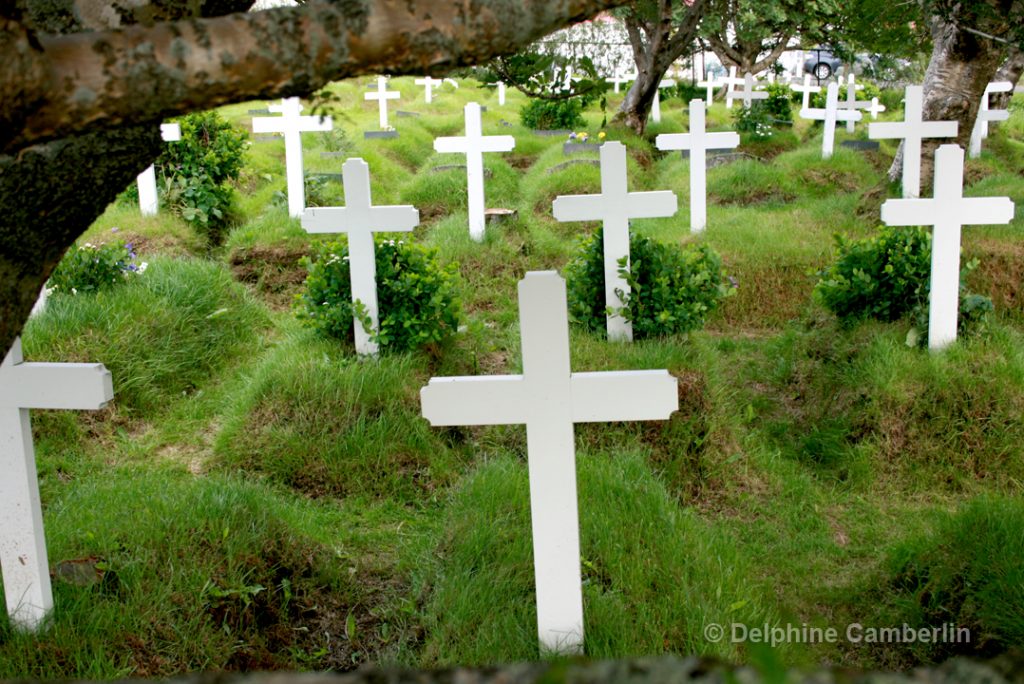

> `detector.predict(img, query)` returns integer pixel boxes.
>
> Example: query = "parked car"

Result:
[803,48,843,80]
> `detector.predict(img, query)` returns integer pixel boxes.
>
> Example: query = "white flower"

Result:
[71,287,78,295]
[137,262,149,274]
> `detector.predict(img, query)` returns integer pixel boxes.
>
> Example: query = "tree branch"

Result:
[1,0,630,154]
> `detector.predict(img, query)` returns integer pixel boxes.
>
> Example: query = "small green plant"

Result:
[763,83,793,123]
[519,98,586,130]
[565,228,734,339]
[809,81,881,109]
[296,239,461,353]
[48,241,145,296]
[733,103,775,140]
[669,82,706,103]
[318,128,352,155]
[157,111,248,245]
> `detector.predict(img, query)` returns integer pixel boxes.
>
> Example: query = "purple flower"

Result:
[728,275,739,289]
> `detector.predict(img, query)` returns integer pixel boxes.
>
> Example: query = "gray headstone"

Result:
[248,108,270,115]
[563,143,600,156]
[546,159,601,176]
[396,111,421,118]
[364,131,399,139]
[707,152,762,169]
[534,129,572,137]
[840,140,880,151]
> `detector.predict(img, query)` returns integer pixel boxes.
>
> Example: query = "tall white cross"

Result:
[365,76,400,129]
[736,72,768,109]
[838,74,870,132]
[651,79,676,123]
[551,142,678,341]
[434,102,516,242]
[1,338,114,630]
[656,100,739,234]
[301,159,419,356]
[722,67,744,109]
[697,75,720,106]
[252,97,333,218]
[497,81,506,106]
[881,145,1014,351]
[969,81,1012,158]
[789,74,822,111]
[607,69,633,94]
[420,271,678,655]
[800,82,862,159]
[137,122,181,217]
[415,76,442,104]
[869,85,958,198]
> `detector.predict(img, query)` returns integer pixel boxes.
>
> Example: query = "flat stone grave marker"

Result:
[800,82,862,160]
[252,97,333,217]
[552,141,678,341]
[301,158,419,356]
[434,102,515,242]
[656,99,739,233]
[869,85,958,198]
[420,271,678,655]
[1,338,114,631]
[534,129,572,137]
[247,108,270,115]
[563,142,601,155]
[364,130,399,139]
[137,122,181,217]
[881,144,1014,351]
[396,111,421,118]
[840,140,880,151]
[365,76,400,129]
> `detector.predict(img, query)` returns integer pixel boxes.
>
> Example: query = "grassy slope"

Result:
[2,77,1023,676]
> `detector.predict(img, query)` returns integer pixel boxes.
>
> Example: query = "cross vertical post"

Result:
[415,76,442,103]
[738,73,768,108]
[137,122,181,216]
[801,82,861,159]
[697,75,719,106]
[651,79,676,123]
[789,74,821,111]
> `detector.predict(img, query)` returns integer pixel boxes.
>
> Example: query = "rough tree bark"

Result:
[0,0,630,363]
[991,46,1024,110]
[615,0,706,135]
[887,2,1019,190]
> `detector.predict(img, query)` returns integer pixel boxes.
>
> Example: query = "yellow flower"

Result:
[598,131,607,139]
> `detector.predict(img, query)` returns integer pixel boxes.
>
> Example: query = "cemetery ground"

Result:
[2,77,1024,677]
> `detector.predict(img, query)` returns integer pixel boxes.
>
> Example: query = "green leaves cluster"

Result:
[157,111,248,245]
[809,81,881,109]
[519,98,586,130]
[566,228,735,339]
[296,239,461,353]
[49,241,142,295]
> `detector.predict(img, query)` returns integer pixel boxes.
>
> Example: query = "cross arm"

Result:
[799,108,826,121]
[480,136,517,152]
[251,117,284,134]
[421,376,529,426]
[434,137,468,153]
[552,194,604,222]
[880,199,939,226]
[370,206,420,231]
[570,371,677,423]
[625,191,678,219]
[298,115,334,131]
[654,133,692,151]
[0,363,113,410]
[869,121,958,140]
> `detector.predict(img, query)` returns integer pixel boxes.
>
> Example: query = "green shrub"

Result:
[48,241,143,296]
[565,228,734,339]
[763,83,793,123]
[809,81,881,109]
[296,239,461,353]
[877,87,905,115]
[157,111,248,245]
[732,103,775,140]
[519,98,586,130]
[669,82,705,103]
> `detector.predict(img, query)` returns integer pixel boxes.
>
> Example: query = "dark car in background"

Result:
[803,48,843,80]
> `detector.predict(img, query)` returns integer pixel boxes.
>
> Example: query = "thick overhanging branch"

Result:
[1,0,629,155]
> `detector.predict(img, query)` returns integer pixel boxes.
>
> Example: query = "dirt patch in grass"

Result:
[709,187,797,206]
[965,238,1024,319]
[799,167,860,193]
[708,258,822,330]
[964,159,996,187]
[506,153,535,170]
[854,181,889,221]
[229,245,308,310]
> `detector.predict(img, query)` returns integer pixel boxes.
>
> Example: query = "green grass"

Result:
[6,78,1024,678]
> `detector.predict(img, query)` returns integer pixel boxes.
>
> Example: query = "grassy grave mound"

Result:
[0,470,394,677]
[228,244,310,310]
[416,451,775,665]
[214,335,467,501]
[708,159,798,206]
[24,258,270,418]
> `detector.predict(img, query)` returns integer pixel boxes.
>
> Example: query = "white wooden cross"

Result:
[790,74,821,111]
[365,76,400,129]
[434,102,516,242]
[497,81,506,106]
[1,338,114,630]
[137,122,181,217]
[838,74,870,132]
[420,271,678,655]
[607,69,633,94]
[735,72,768,109]
[969,81,1013,158]
[651,79,676,123]
[869,85,958,198]
[252,97,333,218]
[800,82,862,160]
[697,74,720,106]
[881,145,1014,351]
[866,97,886,119]
[551,141,678,341]
[415,76,443,104]
[722,67,744,109]
[301,158,419,356]
[655,99,739,234]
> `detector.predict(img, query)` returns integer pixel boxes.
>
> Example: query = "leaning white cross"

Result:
[252,97,333,218]
[656,99,739,234]
[789,74,821,111]
[721,67,744,109]
[137,123,181,216]
[552,141,678,341]
[1,338,114,630]
[881,145,1014,351]
[969,81,1013,159]
[869,85,958,198]
[651,79,676,123]
[838,74,871,133]
[800,82,862,160]
[434,102,516,242]
[301,158,419,356]
[415,76,443,104]
[697,74,720,106]
[365,76,401,129]
[735,73,768,109]
[420,271,678,655]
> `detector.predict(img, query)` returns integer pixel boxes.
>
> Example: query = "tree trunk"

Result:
[991,47,1024,110]
[887,9,1009,192]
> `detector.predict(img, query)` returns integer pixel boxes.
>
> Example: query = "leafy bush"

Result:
[157,111,248,245]
[732,103,775,141]
[48,241,144,296]
[296,238,461,353]
[763,83,793,123]
[519,98,586,130]
[815,225,993,342]
[877,87,905,115]
[809,81,881,109]
[669,82,706,103]
[565,228,734,339]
